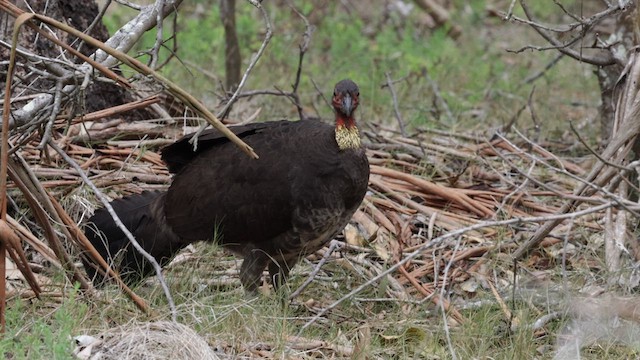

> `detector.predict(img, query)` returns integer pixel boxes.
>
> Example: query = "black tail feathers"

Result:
[83,190,185,286]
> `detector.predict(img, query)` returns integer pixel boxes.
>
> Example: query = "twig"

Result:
[289,240,342,300]
[216,0,273,120]
[503,0,518,20]
[491,133,640,217]
[0,13,23,331]
[192,3,312,125]
[149,0,167,69]
[512,52,640,259]
[74,0,113,55]
[501,102,527,134]
[440,238,461,360]
[48,142,172,319]
[2,0,185,127]
[114,0,144,10]
[384,72,407,136]
[523,52,564,84]
[569,121,632,172]
[287,0,313,120]
[38,79,66,149]
[425,67,453,122]
[510,0,624,66]
[299,200,617,333]
[154,11,179,70]
[310,78,332,112]
[7,155,91,291]
[526,86,540,144]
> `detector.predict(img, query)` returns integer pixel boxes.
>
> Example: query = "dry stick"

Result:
[38,79,65,149]
[516,0,619,66]
[493,133,640,217]
[368,177,467,233]
[398,265,464,324]
[48,142,165,317]
[521,86,538,139]
[186,0,272,147]
[523,52,564,84]
[362,199,395,233]
[504,0,518,19]
[3,6,250,311]
[298,201,616,333]
[67,95,162,125]
[223,1,312,120]
[367,195,413,215]
[371,165,494,217]
[501,101,527,133]
[5,216,59,266]
[7,156,90,289]
[384,72,407,136]
[0,9,129,92]
[2,0,183,127]
[74,0,113,55]
[2,2,255,159]
[440,238,461,360]
[0,12,30,331]
[0,76,10,334]
[393,137,470,160]
[488,273,512,321]
[28,11,256,158]
[489,135,588,198]
[48,193,150,313]
[216,0,272,121]
[286,0,312,120]
[149,0,166,69]
[405,246,493,282]
[289,240,342,300]
[0,216,41,297]
[310,77,333,112]
[513,55,640,259]
[569,121,634,172]
[513,129,584,175]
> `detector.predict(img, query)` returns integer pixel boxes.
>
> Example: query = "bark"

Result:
[0,0,149,119]
[220,0,241,91]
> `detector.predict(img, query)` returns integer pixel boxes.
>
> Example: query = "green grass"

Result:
[105,0,599,140]
[1,286,87,359]
[4,245,640,358]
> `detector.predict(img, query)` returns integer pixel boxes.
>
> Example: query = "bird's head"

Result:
[332,79,360,119]
[332,79,361,150]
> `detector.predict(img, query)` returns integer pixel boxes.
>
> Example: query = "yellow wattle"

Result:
[335,124,361,150]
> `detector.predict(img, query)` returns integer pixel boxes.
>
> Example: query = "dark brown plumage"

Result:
[84,79,369,294]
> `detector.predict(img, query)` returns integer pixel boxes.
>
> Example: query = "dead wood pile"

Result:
[5,100,608,327]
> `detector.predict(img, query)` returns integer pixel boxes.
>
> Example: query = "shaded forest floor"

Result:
[7,111,638,359]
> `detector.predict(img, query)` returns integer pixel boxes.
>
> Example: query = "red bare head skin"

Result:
[332,79,360,128]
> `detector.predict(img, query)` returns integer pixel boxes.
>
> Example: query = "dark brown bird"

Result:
[84,79,369,294]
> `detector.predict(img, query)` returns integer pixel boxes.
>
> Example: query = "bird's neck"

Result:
[335,115,361,150]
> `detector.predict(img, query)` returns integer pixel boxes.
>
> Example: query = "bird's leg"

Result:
[240,250,269,296]
[268,258,297,292]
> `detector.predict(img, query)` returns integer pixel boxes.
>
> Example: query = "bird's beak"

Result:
[341,94,353,117]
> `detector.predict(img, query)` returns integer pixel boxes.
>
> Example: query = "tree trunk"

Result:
[0,0,147,119]
[220,0,241,91]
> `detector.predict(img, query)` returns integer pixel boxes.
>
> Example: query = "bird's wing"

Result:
[163,121,318,243]
[161,121,281,174]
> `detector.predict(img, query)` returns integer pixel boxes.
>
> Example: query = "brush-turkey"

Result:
[83,79,369,294]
